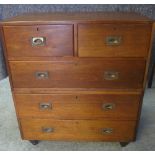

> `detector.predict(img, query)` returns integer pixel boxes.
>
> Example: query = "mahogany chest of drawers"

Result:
[0,12,154,146]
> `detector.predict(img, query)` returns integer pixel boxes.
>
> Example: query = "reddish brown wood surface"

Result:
[0,12,153,142]
[78,23,152,57]
[1,12,152,25]
[9,59,145,89]
[13,89,141,95]
[14,93,141,120]
[3,25,73,58]
[20,118,136,141]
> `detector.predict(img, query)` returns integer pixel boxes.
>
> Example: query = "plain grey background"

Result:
[0,4,155,80]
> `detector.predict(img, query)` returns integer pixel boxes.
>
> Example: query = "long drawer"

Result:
[9,59,145,89]
[20,118,136,141]
[3,25,74,58]
[15,93,141,120]
[78,23,151,57]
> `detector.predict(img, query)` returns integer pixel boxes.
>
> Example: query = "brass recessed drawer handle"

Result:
[39,102,52,110]
[102,128,113,134]
[42,127,54,133]
[35,71,49,79]
[102,103,115,110]
[31,37,46,46]
[106,36,122,46]
[104,71,119,80]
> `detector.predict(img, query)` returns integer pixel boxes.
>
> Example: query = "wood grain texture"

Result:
[13,88,142,94]
[0,12,153,142]
[9,59,145,89]
[7,56,148,61]
[0,26,14,90]
[78,23,152,57]
[134,23,155,139]
[14,93,141,120]
[20,118,136,141]
[3,25,73,58]
[0,12,152,26]
[0,25,26,140]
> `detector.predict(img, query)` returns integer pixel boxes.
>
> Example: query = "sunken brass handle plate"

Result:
[106,36,122,46]
[42,127,54,133]
[102,103,115,110]
[39,102,52,110]
[101,128,113,134]
[31,37,46,46]
[35,71,49,79]
[104,71,119,80]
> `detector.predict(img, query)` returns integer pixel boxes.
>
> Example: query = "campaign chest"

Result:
[0,12,153,146]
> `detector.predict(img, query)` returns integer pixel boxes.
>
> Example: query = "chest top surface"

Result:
[0,12,153,25]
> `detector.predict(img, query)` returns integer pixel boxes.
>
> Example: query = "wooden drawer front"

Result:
[20,118,136,141]
[3,25,73,58]
[15,93,140,120]
[78,24,151,57]
[10,59,145,89]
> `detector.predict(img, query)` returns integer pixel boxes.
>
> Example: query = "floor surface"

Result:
[0,78,155,151]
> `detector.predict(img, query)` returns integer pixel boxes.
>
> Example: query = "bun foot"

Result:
[120,142,129,147]
[29,140,39,145]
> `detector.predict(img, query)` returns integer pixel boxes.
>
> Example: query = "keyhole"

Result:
[37,27,39,31]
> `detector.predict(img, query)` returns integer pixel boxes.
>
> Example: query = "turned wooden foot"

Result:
[120,142,129,147]
[29,140,39,145]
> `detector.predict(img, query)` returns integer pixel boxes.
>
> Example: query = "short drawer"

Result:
[15,93,141,120]
[78,24,151,57]
[3,25,73,58]
[9,59,145,89]
[20,118,136,141]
